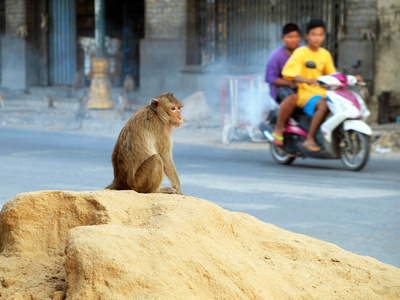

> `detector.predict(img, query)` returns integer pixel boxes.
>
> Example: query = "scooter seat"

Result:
[291,108,312,133]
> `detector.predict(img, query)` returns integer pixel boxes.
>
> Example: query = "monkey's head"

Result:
[150,93,183,128]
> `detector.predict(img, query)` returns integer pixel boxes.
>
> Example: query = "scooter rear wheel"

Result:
[270,144,296,165]
[340,131,370,171]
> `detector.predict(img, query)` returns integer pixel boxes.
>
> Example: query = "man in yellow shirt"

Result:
[273,19,336,152]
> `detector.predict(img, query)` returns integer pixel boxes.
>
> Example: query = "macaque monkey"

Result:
[123,74,134,93]
[106,92,183,194]
[16,24,28,38]
[75,90,88,119]
[118,91,131,111]
[201,50,211,67]
[337,25,346,41]
[360,28,375,41]
[41,13,48,32]
[44,95,54,108]
[72,71,85,92]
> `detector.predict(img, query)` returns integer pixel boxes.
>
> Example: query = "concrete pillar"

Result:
[1,38,27,90]
[1,0,28,91]
[139,0,187,100]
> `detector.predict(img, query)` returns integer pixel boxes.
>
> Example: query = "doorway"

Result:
[75,0,144,87]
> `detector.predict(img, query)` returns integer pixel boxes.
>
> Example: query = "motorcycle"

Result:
[260,65,372,171]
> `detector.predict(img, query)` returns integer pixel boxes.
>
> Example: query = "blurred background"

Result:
[0,0,399,122]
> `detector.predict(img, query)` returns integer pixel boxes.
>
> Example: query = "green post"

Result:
[95,0,106,57]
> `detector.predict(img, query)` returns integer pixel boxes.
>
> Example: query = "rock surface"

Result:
[0,190,399,299]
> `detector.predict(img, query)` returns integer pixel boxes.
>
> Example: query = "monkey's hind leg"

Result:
[132,154,164,193]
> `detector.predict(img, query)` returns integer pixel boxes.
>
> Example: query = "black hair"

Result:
[306,19,325,34]
[282,23,301,36]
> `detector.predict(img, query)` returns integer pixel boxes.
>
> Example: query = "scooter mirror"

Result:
[352,59,362,69]
[305,61,316,69]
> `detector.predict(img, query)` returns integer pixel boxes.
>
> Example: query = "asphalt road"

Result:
[0,127,399,268]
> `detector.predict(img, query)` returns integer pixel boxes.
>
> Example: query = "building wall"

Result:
[337,0,377,83]
[375,0,400,117]
[145,0,187,39]
[5,0,26,36]
[337,0,400,121]
[140,0,188,101]
[140,0,263,106]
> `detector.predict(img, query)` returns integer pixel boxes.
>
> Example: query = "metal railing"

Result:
[196,0,345,66]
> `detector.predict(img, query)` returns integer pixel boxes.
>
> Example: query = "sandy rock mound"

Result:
[1,190,400,299]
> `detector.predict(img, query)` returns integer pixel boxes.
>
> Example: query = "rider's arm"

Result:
[266,49,297,88]
[273,78,297,88]
[293,76,318,86]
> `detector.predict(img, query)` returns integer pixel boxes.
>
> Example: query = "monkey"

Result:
[106,92,183,194]
[75,90,89,119]
[337,25,346,41]
[123,74,135,93]
[72,71,85,93]
[44,95,54,108]
[201,50,211,67]
[16,24,28,38]
[118,91,131,111]
[40,13,48,32]
[359,28,375,41]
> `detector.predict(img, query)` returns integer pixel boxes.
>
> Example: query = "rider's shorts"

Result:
[303,95,323,116]
[277,86,297,103]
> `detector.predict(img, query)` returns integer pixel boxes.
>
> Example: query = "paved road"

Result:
[0,127,399,268]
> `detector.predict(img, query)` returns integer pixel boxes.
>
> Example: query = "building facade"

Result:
[0,0,399,121]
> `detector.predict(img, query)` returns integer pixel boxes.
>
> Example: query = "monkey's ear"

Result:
[150,98,159,111]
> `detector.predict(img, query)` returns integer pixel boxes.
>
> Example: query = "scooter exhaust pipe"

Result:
[263,130,274,143]
[259,122,275,143]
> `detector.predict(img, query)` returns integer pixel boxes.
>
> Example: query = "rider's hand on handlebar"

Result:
[288,81,298,89]
[307,78,319,86]
[355,75,363,82]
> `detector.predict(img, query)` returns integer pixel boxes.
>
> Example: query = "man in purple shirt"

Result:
[266,23,301,103]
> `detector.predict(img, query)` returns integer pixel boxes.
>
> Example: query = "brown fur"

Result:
[106,92,183,194]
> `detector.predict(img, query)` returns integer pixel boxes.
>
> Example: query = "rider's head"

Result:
[281,23,301,51]
[305,19,326,50]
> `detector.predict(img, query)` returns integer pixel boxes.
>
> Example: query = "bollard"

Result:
[87,58,114,109]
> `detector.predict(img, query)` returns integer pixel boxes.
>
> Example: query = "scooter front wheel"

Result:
[340,131,370,171]
[270,144,296,165]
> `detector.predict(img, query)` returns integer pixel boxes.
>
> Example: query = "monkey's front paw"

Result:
[158,187,179,194]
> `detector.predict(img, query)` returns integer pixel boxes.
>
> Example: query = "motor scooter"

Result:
[260,64,372,171]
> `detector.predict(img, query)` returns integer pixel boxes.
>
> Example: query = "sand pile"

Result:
[0,190,399,299]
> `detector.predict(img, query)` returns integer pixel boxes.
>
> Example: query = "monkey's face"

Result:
[151,93,183,128]
[169,103,183,128]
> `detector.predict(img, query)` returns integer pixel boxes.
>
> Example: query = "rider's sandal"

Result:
[301,141,321,152]
[272,132,284,146]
